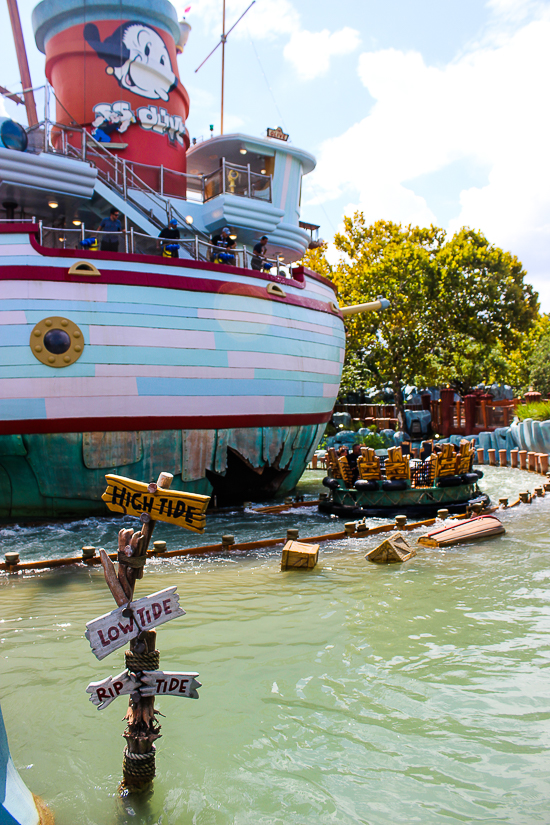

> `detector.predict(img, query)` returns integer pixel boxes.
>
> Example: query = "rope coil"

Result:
[123,747,156,779]
[125,649,160,672]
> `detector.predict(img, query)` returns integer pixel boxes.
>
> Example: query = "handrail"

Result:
[37,223,296,278]
[28,118,272,206]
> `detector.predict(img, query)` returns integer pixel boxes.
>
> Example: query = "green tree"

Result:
[307,216,539,429]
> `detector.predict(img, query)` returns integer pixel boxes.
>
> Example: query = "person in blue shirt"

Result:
[99,208,122,252]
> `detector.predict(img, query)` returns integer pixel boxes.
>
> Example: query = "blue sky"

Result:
[1,0,549,307]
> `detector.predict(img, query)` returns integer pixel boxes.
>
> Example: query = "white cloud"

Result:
[182,0,359,81]
[178,0,300,40]
[283,27,360,81]
[307,5,550,303]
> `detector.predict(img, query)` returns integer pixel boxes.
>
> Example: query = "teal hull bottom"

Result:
[320,483,489,519]
[0,423,326,522]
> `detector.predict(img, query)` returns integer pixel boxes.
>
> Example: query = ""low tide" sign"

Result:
[85,587,185,660]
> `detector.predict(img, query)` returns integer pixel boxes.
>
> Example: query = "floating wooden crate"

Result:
[281,540,319,570]
[366,534,416,564]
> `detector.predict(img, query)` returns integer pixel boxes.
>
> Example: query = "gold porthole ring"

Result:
[267,282,286,298]
[68,261,101,276]
[30,316,84,368]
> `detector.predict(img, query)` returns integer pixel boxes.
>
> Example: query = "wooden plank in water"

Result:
[418,515,505,547]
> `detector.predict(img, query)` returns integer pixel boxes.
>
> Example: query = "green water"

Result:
[1,469,550,824]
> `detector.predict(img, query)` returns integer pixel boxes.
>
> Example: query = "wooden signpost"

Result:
[102,474,209,532]
[85,470,210,795]
[85,587,185,660]
[140,671,202,698]
[86,671,140,710]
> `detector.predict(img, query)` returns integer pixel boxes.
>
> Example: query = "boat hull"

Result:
[0,225,344,519]
[319,482,490,519]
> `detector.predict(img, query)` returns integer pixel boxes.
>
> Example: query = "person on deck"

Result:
[251,235,270,271]
[211,227,235,265]
[159,218,181,258]
[98,208,122,252]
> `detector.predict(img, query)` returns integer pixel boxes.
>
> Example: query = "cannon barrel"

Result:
[340,297,390,316]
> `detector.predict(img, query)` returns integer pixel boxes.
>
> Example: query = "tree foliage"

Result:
[305,215,539,427]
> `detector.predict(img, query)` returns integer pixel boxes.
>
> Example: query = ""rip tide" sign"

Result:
[140,671,202,699]
[86,670,140,710]
[85,587,185,660]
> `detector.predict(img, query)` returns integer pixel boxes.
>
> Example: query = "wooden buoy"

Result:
[4,552,19,567]
[476,447,484,464]
[519,492,530,504]
[356,520,369,533]
[545,483,550,492]
[344,522,356,535]
[394,515,407,530]
[437,509,449,520]
[221,535,235,547]
[519,451,527,470]
[510,449,518,468]
[82,545,96,560]
[540,454,549,475]
[488,449,497,466]
[471,503,483,515]
[153,541,167,553]
[366,534,416,564]
[534,487,544,497]
[281,540,319,570]
[286,528,299,541]
[499,498,508,508]
[528,452,537,472]
[499,449,507,467]
[284,497,293,505]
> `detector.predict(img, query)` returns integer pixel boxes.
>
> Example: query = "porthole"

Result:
[68,261,101,276]
[30,317,84,368]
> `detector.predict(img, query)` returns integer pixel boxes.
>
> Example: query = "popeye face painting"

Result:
[84,22,178,101]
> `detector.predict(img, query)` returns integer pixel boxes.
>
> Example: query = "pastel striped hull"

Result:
[0,232,343,515]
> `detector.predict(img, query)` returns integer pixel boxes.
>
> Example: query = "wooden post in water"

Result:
[84,471,210,796]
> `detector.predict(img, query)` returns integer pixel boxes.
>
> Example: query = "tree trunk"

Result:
[393,381,406,433]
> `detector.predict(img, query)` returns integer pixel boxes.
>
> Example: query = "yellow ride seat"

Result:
[337,456,354,488]
[457,440,475,475]
[357,447,381,480]
[327,448,342,479]
[438,443,459,477]
[385,446,410,480]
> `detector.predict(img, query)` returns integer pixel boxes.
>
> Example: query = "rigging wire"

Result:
[246,27,337,238]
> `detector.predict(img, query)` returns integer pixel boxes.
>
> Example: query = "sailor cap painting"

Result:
[84,21,178,101]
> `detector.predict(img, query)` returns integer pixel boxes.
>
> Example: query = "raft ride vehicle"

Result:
[320,441,490,518]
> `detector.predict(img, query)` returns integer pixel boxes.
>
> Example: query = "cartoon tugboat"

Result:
[320,441,489,519]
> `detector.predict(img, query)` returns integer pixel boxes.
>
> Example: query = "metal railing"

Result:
[203,160,272,202]
[37,223,297,278]
[25,118,272,205]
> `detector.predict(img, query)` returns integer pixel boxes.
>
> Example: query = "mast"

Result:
[195,1,255,136]
[6,0,38,127]
[221,0,226,134]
